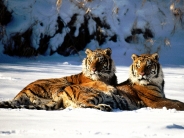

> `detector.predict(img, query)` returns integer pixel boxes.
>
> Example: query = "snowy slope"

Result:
[1,0,184,65]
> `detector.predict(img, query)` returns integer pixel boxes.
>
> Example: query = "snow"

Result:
[0,107,183,138]
[0,0,184,137]
[0,61,184,138]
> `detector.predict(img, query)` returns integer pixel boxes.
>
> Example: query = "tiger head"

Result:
[129,53,164,86]
[82,48,116,82]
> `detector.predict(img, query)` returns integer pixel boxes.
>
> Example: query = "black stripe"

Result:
[96,96,102,105]
[126,94,140,107]
[89,99,95,105]
[35,84,48,92]
[155,63,160,78]
[28,84,51,98]
[131,65,135,76]
[109,59,112,71]
[63,86,73,100]
[73,85,81,100]
[27,88,47,99]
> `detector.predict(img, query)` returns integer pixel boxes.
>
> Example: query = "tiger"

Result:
[0,48,127,111]
[116,53,184,110]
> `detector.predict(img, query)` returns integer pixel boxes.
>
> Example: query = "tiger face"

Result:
[129,53,164,86]
[82,48,116,82]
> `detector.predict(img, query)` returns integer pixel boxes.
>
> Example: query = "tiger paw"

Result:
[174,101,184,110]
[95,104,112,112]
[106,85,117,94]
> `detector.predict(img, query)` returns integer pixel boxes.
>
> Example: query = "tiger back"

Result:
[116,53,184,110]
[0,48,127,111]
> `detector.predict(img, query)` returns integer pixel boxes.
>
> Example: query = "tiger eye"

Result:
[99,57,104,62]
[88,59,92,64]
[136,64,140,68]
[147,65,151,68]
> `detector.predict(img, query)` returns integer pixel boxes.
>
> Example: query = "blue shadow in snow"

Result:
[166,124,184,129]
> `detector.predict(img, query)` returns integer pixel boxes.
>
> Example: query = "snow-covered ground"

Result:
[0,58,184,138]
[1,0,184,137]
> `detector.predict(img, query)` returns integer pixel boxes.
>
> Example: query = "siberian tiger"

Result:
[116,53,184,110]
[0,48,127,111]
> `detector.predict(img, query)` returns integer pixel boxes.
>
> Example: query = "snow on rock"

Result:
[0,0,183,66]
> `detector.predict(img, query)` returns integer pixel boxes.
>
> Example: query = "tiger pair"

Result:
[0,48,184,111]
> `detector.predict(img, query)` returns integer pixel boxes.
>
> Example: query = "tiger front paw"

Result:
[106,85,117,94]
[95,104,112,112]
[174,101,184,111]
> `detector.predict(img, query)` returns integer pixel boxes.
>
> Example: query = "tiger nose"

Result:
[91,67,96,72]
[140,72,145,76]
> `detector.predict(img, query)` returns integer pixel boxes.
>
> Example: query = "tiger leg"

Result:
[80,81,117,94]
[0,91,35,109]
[10,77,73,110]
[15,90,65,110]
[134,85,184,110]
[0,90,53,110]
[66,85,129,111]
[0,77,74,110]
[116,85,145,110]
[54,85,113,111]
[144,98,184,110]
[80,103,112,111]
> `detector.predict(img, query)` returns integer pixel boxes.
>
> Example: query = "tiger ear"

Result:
[85,49,93,55]
[131,54,138,61]
[104,48,112,56]
[152,53,159,61]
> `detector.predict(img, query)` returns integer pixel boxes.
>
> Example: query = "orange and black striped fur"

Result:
[116,53,184,110]
[0,48,127,111]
